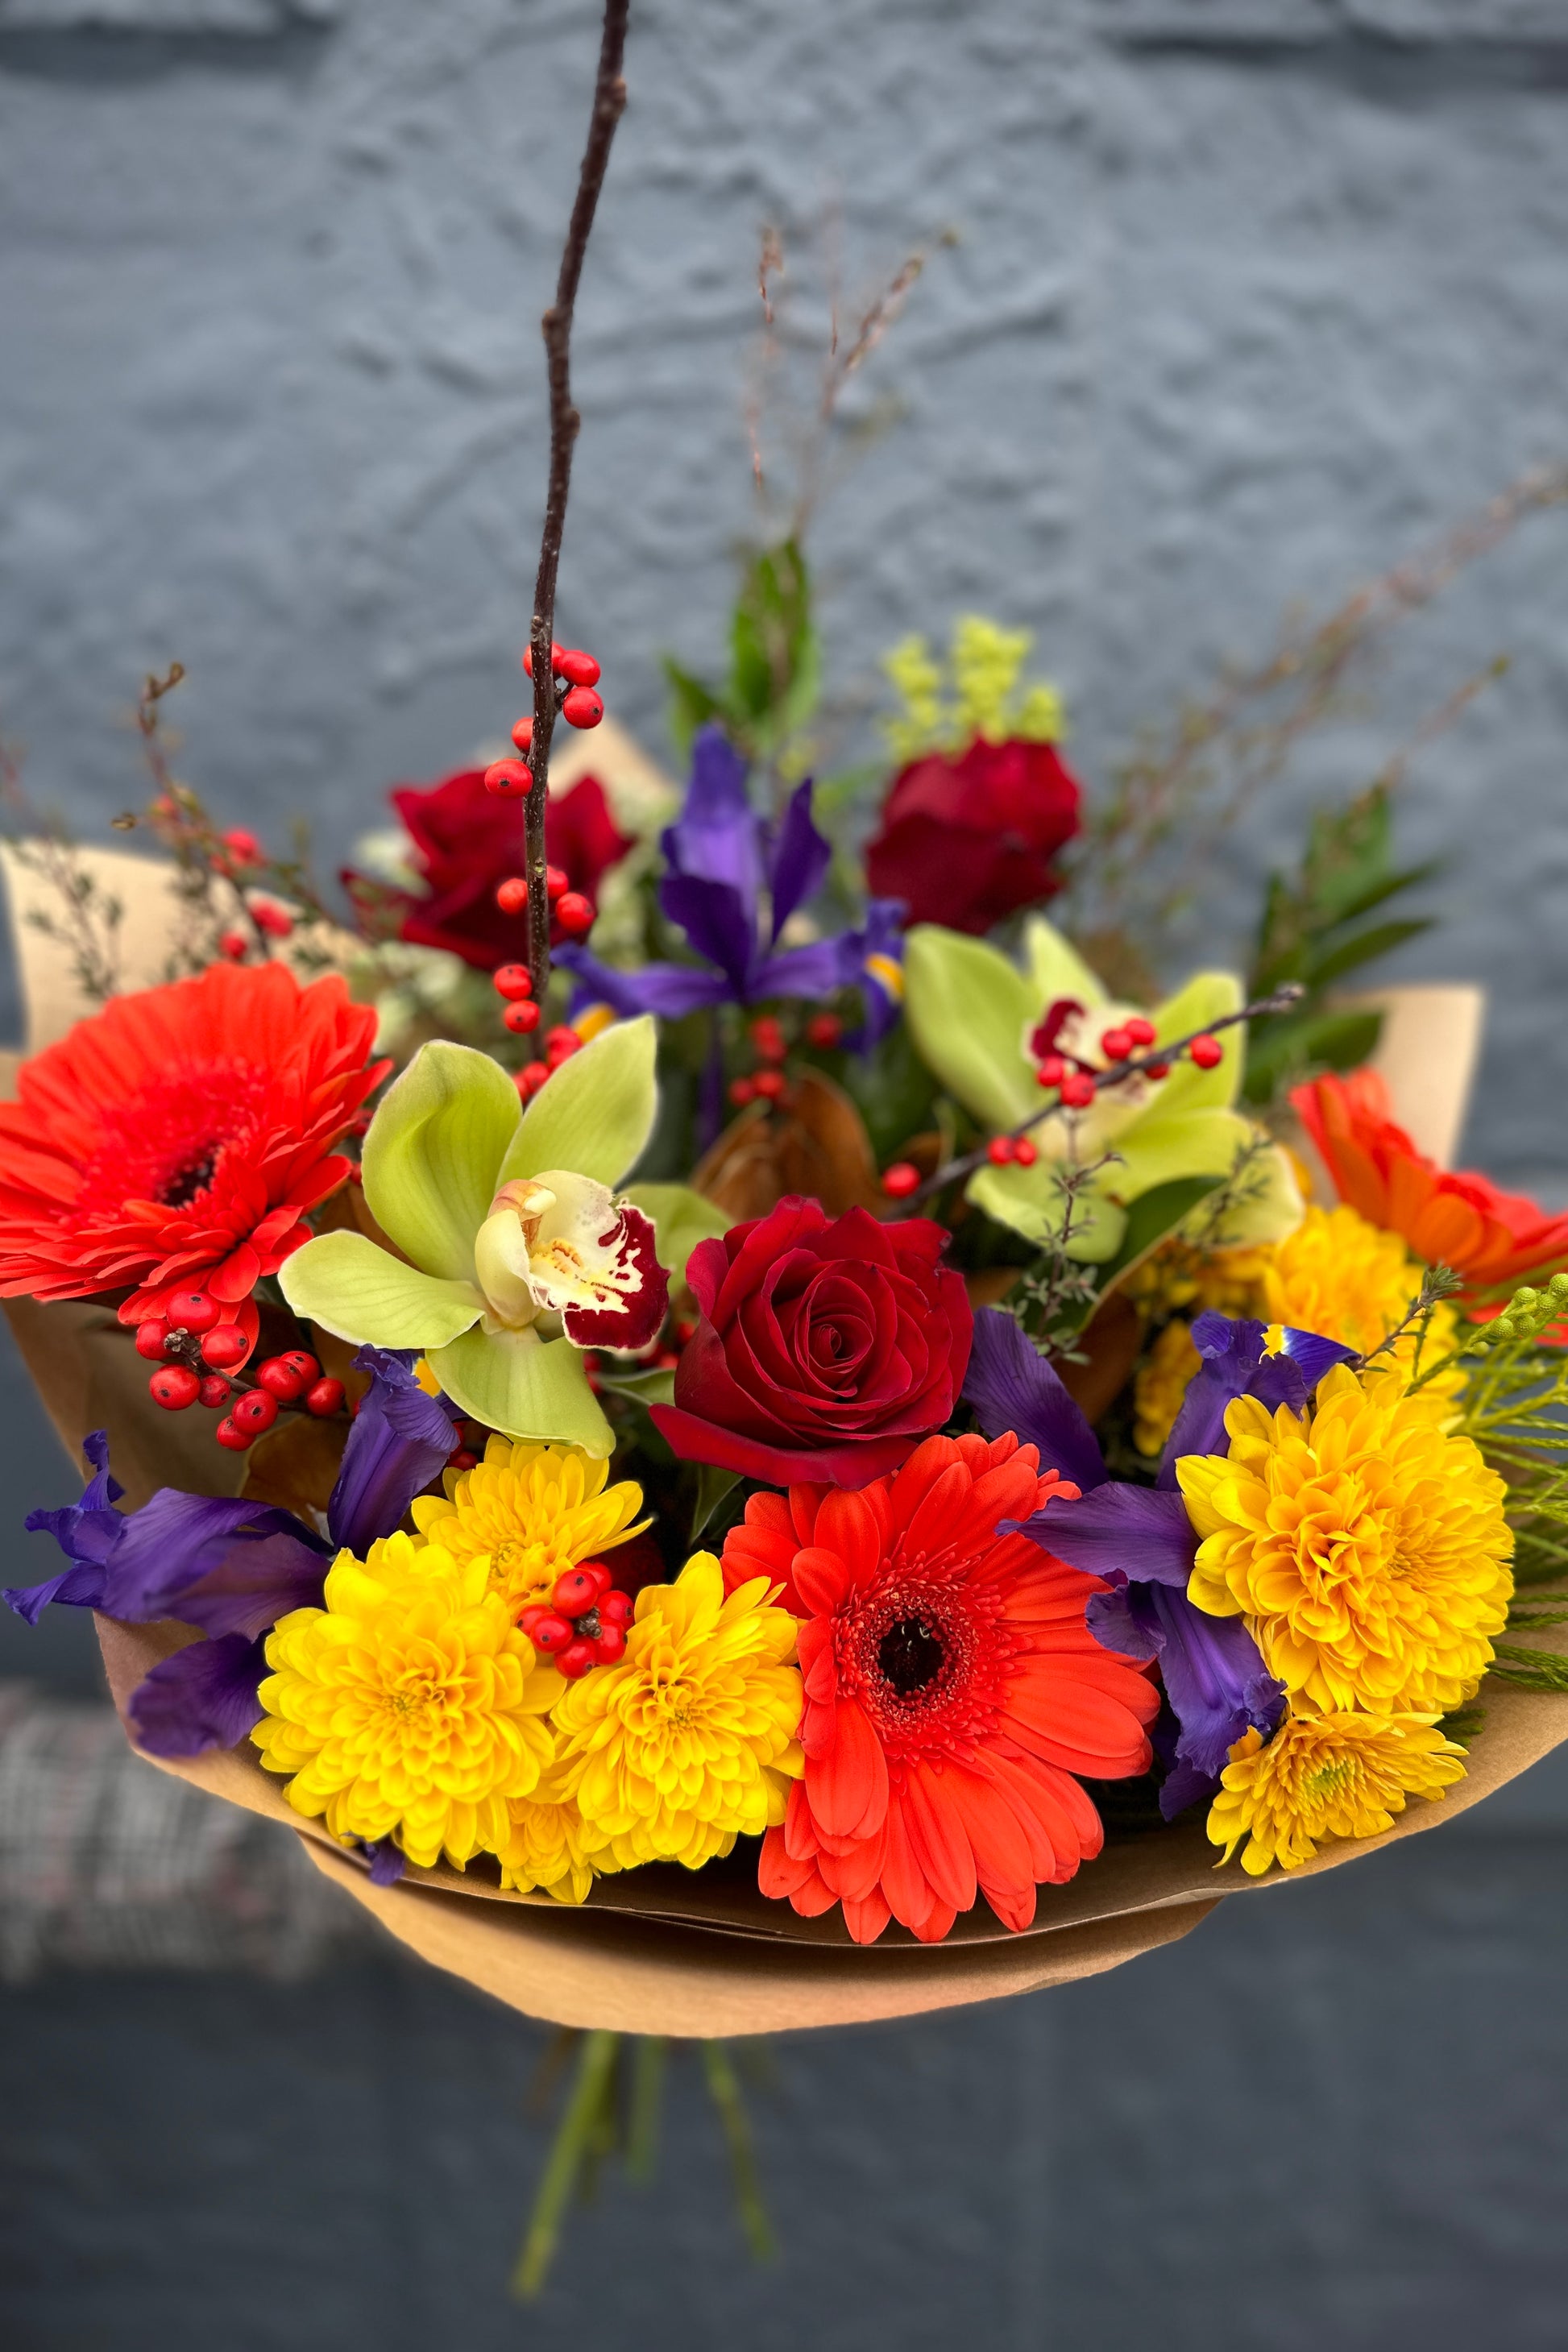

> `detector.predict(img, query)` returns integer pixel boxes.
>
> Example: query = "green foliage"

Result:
[664,539,819,765]
[832,1018,941,1162]
[1242,782,1437,1104]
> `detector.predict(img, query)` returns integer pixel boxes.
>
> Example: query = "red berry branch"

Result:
[881,981,1306,1213]
[139,1288,346,1450]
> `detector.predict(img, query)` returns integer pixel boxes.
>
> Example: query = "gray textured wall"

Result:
[4,2,1568,1180]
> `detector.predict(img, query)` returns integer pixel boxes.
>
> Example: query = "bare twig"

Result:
[525,0,630,1010]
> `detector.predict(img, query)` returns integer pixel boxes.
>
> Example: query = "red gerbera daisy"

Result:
[724,1431,1159,1945]
[0,962,389,1354]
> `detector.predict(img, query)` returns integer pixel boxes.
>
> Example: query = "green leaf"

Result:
[428,1325,614,1457]
[1097,1176,1226,1292]
[1306,917,1433,992]
[592,1363,678,1407]
[691,1464,742,1541]
[623,1182,732,1290]
[278,1230,483,1349]
[500,1014,659,1190]
[360,1040,520,1282]
[1242,1008,1382,1103]
[968,1159,1129,1263]
[902,925,1037,1131]
[662,657,725,761]
[728,541,818,748]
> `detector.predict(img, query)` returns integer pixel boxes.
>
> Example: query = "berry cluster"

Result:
[724,1010,844,1112]
[483,641,604,802]
[504,1017,583,1100]
[520,1562,633,1679]
[138,1289,345,1451]
[492,864,595,942]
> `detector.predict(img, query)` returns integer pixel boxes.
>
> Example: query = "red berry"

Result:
[1014,1138,1039,1168]
[504,1000,541,1035]
[198,1375,232,1409]
[599,1588,634,1626]
[1144,1060,1172,1081]
[1188,1033,1224,1070]
[519,1061,551,1097]
[135,1319,172,1363]
[1036,1054,1067,1089]
[546,865,570,901]
[201,1325,248,1370]
[483,758,532,799]
[672,1317,697,1346]
[214,1416,252,1453]
[545,1026,581,1064]
[525,1609,575,1655]
[218,930,248,961]
[252,900,293,939]
[510,716,533,753]
[561,687,604,730]
[555,1637,596,1679]
[554,891,594,938]
[753,1068,786,1102]
[496,876,529,915]
[881,1162,921,1200]
[256,1355,309,1403]
[150,1365,201,1412]
[221,828,262,869]
[1099,1027,1133,1062]
[584,1563,615,1597]
[165,1288,218,1334]
[806,1011,843,1051]
[494,963,533,1000]
[304,1377,346,1417]
[279,1350,319,1385]
[1124,1017,1157,1048]
[521,641,564,678]
[554,648,601,689]
[553,1567,598,1617]
[593,1623,627,1665]
[233,1389,279,1435]
[750,1016,786,1063]
[1060,1072,1097,1110]
[446,1448,479,1472]
[728,1076,756,1107]
[986,1135,1015,1167]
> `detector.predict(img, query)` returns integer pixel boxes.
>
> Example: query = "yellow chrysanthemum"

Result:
[1133,1319,1203,1458]
[1208,1710,1466,1875]
[1263,1203,1462,1396]
[1180,1362,1513,1715]
[410,1433,648,1613]
[495,1769,609,1906]
[551,1552,803,1870]
[1127,1238,1271,1322]
[251,1532,560,1871]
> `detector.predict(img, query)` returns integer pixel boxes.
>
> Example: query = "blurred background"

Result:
[3,2,1568,2344]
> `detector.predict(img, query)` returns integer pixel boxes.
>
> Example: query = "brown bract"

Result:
[692,1069,883,1222]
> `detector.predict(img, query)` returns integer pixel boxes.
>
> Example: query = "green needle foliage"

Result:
[664,539,820,769]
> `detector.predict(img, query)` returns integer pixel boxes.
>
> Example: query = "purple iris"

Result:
[964,1309,1352,1819]
[556,725,904,1047]
[6,1348,457,1824]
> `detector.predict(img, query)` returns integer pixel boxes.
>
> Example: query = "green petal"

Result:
[968,1159,1128,1263]
[623,1182,732,1290]
[1151,973,1245,1114]
[1019,915,1106,1015]
[429,1325,614,1457]
[1193,1139,1305,1248]
[360,1041,520,1282]
[902,926,1037,1131]
[278,1231,484,1348]
[500,1014,658,1191]
[1114,1104,1260,1203]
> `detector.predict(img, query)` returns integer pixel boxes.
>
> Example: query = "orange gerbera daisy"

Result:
[724,1431,1159,1944]
[0,962,388,1348]
[1292,1068,1568,1296]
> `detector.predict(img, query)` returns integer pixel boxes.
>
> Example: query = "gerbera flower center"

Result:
[77,1063,271,1221]
[877,1613,947,1699]
[159,1150,220,1209]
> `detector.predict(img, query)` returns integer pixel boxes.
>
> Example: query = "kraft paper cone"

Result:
[1334,983,1485,1170]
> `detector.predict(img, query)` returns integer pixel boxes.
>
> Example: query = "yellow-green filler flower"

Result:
[279,1018,727,1455]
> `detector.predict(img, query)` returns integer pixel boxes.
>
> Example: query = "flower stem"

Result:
[702,2039,776,2264]
[626,2033,666,2184]
[510,2027,620,2300]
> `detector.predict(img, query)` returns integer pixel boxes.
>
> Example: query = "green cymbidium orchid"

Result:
[279,1018,729,1456]
[902,918,1302,1263]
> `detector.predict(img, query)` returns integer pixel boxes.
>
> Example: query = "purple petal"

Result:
[4,1556,113,1624]
[364,1839,408,1886]
[963,1309,1106,1494]
[749,940,847,1002]
[840,898,907,1051]
[8,1429,128,1622]
[1158,1314,1309,1487]
[767,779,832,940]
[664,728,763,915]
[1279,1325,1359,1387]
[659,873,757,995]
[127,1632,269,1759]
[329,1346,458,1557]
[556,944,731,1021]
[79,1429,124,1512]
[1018,1482,1196,1585]
[1087,1577,1284,1819]
[99,1491,328,1634]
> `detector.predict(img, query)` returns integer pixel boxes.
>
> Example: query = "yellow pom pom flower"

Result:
[1262,1203,1462,1394]
[1208,1710,1467,1875]
[1134,1319,1203,1458]
[551,1552,803,1870]
[251,1532,560,1871]
[410,1434,648,1613]
[1180,1361,1513,1715]
[495,1772,608,1906]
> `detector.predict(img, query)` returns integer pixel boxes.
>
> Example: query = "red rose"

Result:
[865,736,1081,935]
[343,768,631,972]
[650,1197,973,1489]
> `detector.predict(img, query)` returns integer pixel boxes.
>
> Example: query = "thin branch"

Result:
[525,0,630,1010]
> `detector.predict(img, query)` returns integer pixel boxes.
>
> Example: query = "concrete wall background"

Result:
[3,2,1568,1180]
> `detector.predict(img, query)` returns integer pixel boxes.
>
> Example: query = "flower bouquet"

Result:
[6,0,1568,2062]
